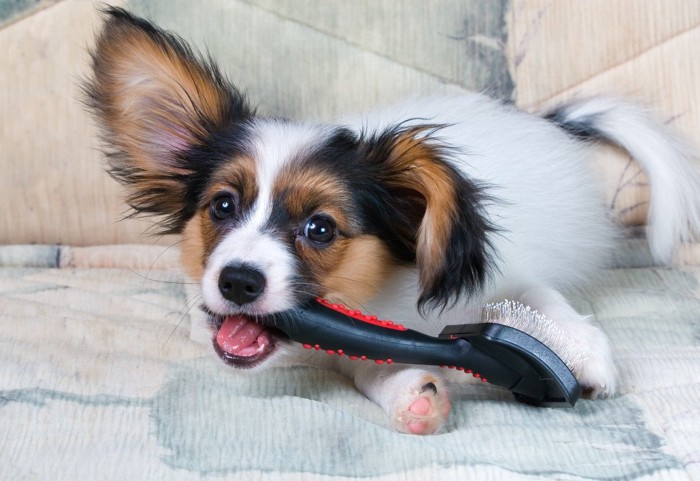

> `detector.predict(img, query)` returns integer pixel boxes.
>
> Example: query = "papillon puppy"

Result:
[85,8,700,434]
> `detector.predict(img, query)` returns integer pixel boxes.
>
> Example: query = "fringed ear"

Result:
[83,7,252,233]
[361,125,496,313]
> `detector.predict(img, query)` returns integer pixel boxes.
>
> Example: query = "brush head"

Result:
[440,300,583,407]
[481,300,587,376]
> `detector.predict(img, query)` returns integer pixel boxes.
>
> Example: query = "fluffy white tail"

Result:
[546,97,700,264]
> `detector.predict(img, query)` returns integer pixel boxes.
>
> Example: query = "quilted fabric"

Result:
[1,244,698,480]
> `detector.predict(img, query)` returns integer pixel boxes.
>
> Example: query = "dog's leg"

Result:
[519,287,617,398]
[341,362,451,434]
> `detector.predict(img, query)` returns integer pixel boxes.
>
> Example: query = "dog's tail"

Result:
[545,97,700,264]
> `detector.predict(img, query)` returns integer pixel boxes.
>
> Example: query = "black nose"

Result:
[218,264,267,305]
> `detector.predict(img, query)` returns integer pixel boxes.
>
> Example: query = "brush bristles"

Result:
[481,300,587,375]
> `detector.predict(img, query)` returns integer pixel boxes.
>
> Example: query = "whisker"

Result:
[142,239,184,290]
[127,268,199,286]
[161,292,203,350]
[322,274,381,290]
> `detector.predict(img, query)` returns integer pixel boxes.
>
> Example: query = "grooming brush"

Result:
[260,298,584,407]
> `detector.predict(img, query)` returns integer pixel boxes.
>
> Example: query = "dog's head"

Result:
[85,8,495,368]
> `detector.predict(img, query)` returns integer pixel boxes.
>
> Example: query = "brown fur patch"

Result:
[384,128,458,292]
[90,15,231,172]
[274,165,353,226]
[207,156,259,213]
[181,214,205,280]
[180,156,260,281]
[194,155,259,260]
[272,165,391,306]
[319,236,393,308]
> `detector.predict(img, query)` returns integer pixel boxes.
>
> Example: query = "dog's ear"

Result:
[362,125,496,313]
[84,7,252,233]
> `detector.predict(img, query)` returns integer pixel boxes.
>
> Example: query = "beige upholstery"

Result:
[511,0,700,238]
[1,0,698,255]
[0,0,145,246]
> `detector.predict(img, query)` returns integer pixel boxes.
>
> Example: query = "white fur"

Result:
[341,363,451,434]
[246,119,324,226]
[546,97,700,264]
[351,94,619,329]
[202,226,297,315]
[198,94,700,433]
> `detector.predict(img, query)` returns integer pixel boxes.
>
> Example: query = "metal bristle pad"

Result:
[482,300,588,375]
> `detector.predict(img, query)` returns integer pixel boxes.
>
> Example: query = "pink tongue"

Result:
[216,315,270,357]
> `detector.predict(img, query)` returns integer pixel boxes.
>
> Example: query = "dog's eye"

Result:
[303,215,337,244]
[210,194,237,221]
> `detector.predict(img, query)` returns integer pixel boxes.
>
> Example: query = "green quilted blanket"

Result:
[1,244,698,480]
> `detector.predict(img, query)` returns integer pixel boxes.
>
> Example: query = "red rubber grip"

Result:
[315,298,408,331]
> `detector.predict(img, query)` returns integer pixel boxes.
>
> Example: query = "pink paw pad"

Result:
[396,380,450,435]
[408,396,433,416]
[407,420,430,435]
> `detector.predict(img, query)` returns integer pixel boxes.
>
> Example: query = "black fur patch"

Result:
[544,108,603,141]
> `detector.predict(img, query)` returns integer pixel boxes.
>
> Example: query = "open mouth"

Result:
[210,313,286,368]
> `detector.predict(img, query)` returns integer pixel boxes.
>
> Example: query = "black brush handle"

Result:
[262,299,580,406]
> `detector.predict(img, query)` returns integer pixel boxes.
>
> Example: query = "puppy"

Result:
[85,8,700,434]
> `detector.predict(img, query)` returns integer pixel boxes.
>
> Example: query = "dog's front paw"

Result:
[575,323,618,399]
[350,365,451,434]
[517,288,619,400]
[392,375,451,435]
[578,354,617,400]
